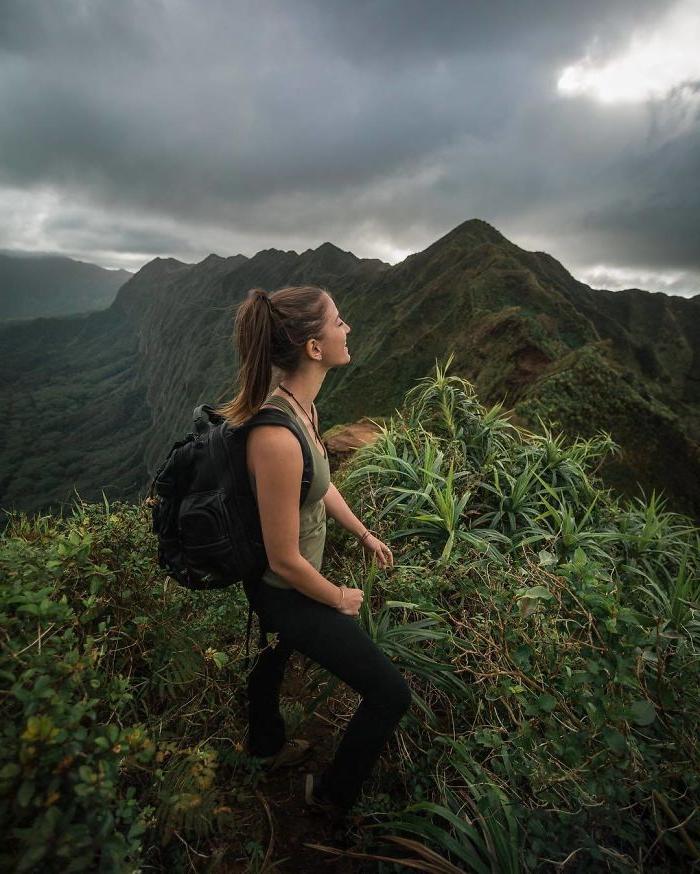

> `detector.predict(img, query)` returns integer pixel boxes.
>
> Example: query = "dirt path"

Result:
[239,653,383,873]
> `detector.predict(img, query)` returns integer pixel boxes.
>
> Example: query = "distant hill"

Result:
[1,223,698,520]
[0,252,132,321]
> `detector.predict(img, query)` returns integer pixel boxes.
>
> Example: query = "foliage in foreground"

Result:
[337,353,699,872]
[0,502,271,872]
[1,353,699,872]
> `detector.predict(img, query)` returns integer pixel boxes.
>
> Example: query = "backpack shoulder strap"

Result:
[243,409,314,505]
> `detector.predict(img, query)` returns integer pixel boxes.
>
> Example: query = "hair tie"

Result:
[252,289,273,311]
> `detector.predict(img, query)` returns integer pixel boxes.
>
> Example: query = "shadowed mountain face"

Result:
[0,253,131,321]
[1,221,698,519]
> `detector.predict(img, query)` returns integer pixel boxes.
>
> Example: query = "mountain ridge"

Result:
[0,252,132,321]
[1,223,698,519]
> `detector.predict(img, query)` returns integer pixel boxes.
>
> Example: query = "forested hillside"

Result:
[0,253,131,321]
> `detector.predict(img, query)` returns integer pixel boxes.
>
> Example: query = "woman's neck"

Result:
[273,372,325,413]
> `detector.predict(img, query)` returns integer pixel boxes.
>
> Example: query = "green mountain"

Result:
[1,220,698,519]
[0,252,131,321]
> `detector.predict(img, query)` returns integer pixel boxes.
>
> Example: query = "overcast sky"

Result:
[1,0,699,296]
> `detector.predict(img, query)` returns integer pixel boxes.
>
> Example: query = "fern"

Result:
[155,747,221,847]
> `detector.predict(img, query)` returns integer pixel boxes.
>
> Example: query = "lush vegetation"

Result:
[2,356,698,871]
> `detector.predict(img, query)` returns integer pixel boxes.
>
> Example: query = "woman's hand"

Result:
[336,585,364,616]
[360,532,394,569]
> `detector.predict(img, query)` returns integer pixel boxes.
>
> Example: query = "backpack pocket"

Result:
[179,489,230,541]
[178,489,238,585]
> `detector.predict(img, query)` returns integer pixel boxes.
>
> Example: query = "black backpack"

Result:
[147,403,314,667]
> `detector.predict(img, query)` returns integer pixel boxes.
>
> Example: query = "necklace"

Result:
[278,383,327,459]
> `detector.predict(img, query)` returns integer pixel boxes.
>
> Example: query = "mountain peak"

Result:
[139,256,191,274]
[299,241,356,259]
[297,241,363,275]
[432,218,508,250]
[260,247,290,256]
[315,241,351,256]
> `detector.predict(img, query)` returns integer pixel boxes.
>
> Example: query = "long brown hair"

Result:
[216,285,330,425]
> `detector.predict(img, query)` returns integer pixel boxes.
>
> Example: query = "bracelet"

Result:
[335,585,345,609]
[359,529,372,544]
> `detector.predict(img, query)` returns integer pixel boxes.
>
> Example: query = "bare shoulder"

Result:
[247,423,301,479]
[248,423,298,452]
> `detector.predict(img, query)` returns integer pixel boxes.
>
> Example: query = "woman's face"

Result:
[320,294,352,364]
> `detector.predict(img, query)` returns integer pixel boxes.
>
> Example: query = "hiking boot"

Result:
[304,772,345,817]
[258,738,312,773]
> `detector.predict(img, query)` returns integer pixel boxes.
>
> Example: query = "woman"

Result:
[217,285,412,816]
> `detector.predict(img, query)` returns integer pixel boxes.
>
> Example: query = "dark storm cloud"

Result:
[577,141,700,271]
[294,0,666,63]
[0,0,697,291]
[43,211,197,260]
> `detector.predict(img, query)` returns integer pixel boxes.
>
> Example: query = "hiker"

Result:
[216,285,412,815]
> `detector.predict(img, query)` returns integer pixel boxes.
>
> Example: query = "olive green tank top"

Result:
[248,393,331,589]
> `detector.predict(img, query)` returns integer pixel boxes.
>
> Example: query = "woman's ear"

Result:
[307,337,323,361]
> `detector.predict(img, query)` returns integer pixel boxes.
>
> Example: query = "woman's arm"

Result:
[323,482,366,540]
[249,424,344,606]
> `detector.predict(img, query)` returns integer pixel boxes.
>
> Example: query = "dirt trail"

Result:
[239,653,381,873]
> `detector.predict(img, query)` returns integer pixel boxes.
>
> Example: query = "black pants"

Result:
[243,580,412,811]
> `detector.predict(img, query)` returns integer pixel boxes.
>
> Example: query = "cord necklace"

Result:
[278,383,327,459]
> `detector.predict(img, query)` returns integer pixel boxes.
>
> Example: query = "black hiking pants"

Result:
[243,580,412,812]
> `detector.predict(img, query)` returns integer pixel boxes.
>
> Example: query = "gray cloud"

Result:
[0,0,696,294]
[42,210,197,260]
[293,0,668,65]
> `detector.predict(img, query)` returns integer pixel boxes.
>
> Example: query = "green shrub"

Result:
[0,524,154,871]
[0,504,262,872]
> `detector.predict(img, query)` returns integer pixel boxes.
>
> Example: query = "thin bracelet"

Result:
[336,585,345,609]
[359,529,372,544]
